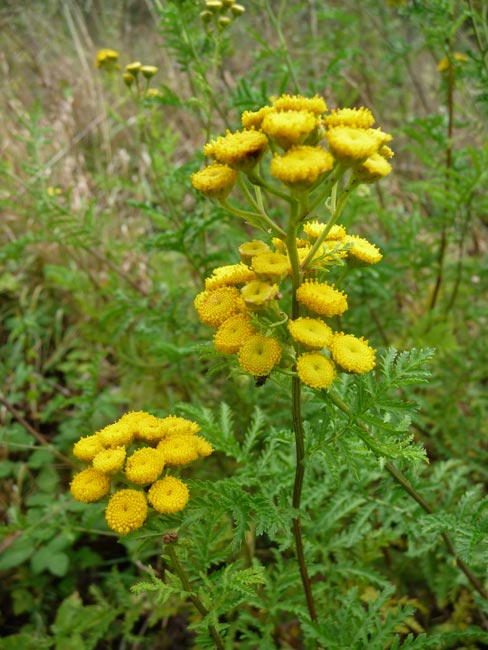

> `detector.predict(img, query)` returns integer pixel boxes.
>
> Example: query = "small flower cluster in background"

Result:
[70,412,213,535]
[192,94,392,389]
[94,48,161,99]
[200,0,246,31]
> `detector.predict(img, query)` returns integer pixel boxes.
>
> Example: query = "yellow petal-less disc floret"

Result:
[194,286,245,328]
[238,239,271,265]
[191,163,238,198]
[157,435,199,466]
[70,468,111,503]
[296,280,348,317]
[296,353,336,389]
[252,252,289,281]
[323,107,375,130]
[326,126,384,163]
[73,434,104,462]
[148,476,190,514]
[261,110,319,149]
[214,313,256,353]
[272,93,327,115]
[204,129,268,170]
[241,106,273,130]
[238,334,282,376]
[288,317,334,350]
[353,153,393,184]
[156,416,201,440]
[345,235,383,266]
[302,221,347,242]
[92,446,126,474]
[270,146,334,188]
[205,263,256,290]
[97,422,134,448]
[118,411,166,444]
[125,448,165,485]
[241,280,279,309]
[105,489,148,535]
[330,333,376,373]
[194,436,214,457]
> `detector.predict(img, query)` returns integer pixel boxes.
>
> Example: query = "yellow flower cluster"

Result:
[200,0,246,32]
[95,49,120,70]
[192,93,393,197]
[70,411,213,535]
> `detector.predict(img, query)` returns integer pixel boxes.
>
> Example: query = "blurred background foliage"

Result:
[1,0,488,648]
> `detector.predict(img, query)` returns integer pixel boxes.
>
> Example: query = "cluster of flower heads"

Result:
[191,93,393,198]
[95,50,161,99]
[70,411,213,535]
[194,224,378,388]
[192,94,392,389]
[200,0,245,30]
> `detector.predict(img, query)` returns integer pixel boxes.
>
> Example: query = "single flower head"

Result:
[213,313,256,353]
[70,468,111,503]
[241,280,279,309]
[191,163,238,198]
[157,435,199,466]
[323,107,375,130]
[330,332,376,373]
[205,263,256,290]
[148,476,190,514]
[297,352,336,389]
[261,110,319,149]
[296,280,348,317]
[238,334,282,376]
[302,221,347,242]
[271,94,327,115]
[345,235,383,266]
[288,317,334,350]
[252,252,289,282]
[194,286,245,327]
[105,489,148,535]
[204,129,268,170]
[270,146,334,188]
[92,446,126,474]
[125,447,165,485]
[97,421,134,448]
[238,239,271,265]
[73,434,104,462]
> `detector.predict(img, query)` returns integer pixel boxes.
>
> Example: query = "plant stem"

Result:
[165,540,225,650]
[264,0,300,94]
[286,218,319,624]
[327,391,488,600]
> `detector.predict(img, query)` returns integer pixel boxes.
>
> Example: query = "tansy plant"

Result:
[191,94,486,626]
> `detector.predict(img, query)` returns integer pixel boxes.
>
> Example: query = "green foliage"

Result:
[1,0,488,648]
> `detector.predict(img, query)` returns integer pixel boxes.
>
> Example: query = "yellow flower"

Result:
[214,313,256,353]
[92,446,126,474]
[241,280,278,309]
[297,353,336,389]
[95,49,119,69]
[296,280,348,317]
[354,153,392,184]
[204,129,268,170]
[73,434,104,462]
[326,127,391,164]
[70,468,111,503]
[205,263,256,290]
[345,235,383,266]
[323,107,375,130]
[157,435,199,466]
[238,334,282,376]
[379,145,394,159]
[261,110,319,149]
[125,61,142,74]
[194,436,214,457]
[191,163,237,198]
[238,239,271,265]
[330,333,376,373]
[194,286,244,327]
[105,489,148,535]
[118,411,165,443]
[252,252,289,281]
[270,146,334,188]
[272,94,327,115]
[241,106,273,130]
[97,422,134,448]
[125,448,165,485]
[302,221,347,242]
[141,65,158,78]
[157,415,201,439]
[288,317,333,349]
[148,476,190,514]
[437,52,468,72]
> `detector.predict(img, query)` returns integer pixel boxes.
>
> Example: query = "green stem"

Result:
[327,391,488,600]
[247,169,293,204]
[286,217,318,624]
[165,541,225,649]
[264,0,301,93]
[219,198,285,238]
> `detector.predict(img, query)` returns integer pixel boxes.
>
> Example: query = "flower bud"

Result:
[231,3,245,15]
[122,72,135,87]
[218,15,232,28]
[141,65,158,79]
[125,61,142,75]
